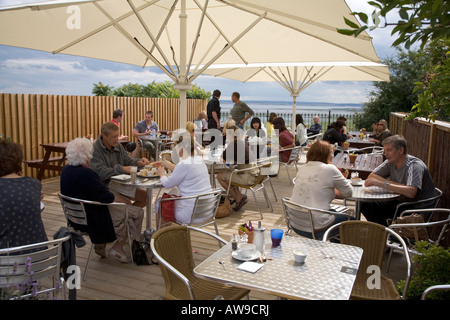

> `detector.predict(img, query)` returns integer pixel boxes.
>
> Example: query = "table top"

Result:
[349,184,400,202]
[333,152,383,173]
[346,137,375,148]
[110,175,162,189]
[194,235,363,300]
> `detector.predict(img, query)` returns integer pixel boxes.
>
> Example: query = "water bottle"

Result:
[150,129,155,138]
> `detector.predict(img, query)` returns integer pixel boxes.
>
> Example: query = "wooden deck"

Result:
[40,154,409,300]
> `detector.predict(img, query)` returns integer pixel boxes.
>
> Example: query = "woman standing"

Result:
[265,112,277,137]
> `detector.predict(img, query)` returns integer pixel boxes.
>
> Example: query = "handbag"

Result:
[215,196,232,218]
[391,213,429,244]
[160,192,180,222]
[132,240,150,265]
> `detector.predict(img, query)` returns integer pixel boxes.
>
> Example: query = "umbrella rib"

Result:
[193,0,248,65]
[190,33,221,75]
[186,0,210,78]
[127,0,177,77]
[268,68,292,94]
[150,0,179,55]
[92,2,176,81]
[218,0,379,63]
[52,0,156,55]
[188,12,266,83]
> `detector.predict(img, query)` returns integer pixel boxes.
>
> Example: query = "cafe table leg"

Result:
[144,188,155,241]
[37,150,52,181]
[355,199,361,220]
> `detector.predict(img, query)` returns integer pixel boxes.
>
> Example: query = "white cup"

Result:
[238,243,256,259]
[293,249,307,264]
[351,178,362,186]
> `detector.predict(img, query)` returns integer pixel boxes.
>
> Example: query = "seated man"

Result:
[90,122,150,207]
[111,109,140,158]
[132,110,160,161]
[307,115,322,136]
[361,135,436,226]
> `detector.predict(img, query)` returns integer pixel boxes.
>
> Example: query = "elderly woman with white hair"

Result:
[60,137,143,263]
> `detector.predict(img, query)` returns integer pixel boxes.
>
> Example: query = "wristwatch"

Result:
[384,181,390,189]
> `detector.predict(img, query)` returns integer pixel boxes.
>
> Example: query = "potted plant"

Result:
[397,241,450,300]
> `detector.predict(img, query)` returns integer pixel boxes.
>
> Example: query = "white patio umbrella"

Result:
[202,61,390,128]
[0,0,383,128]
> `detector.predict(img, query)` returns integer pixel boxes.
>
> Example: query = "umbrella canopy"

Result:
[202,61,390,127]
[0,0,383,128]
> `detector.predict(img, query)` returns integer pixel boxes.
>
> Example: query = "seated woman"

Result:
[153,132,212,225]
[322,120,348,146]
[0,137,47,252]
[295,114,308,147]
[290,140,354,239]
[246,117,268,159]
[60,138,144,263]
[222,118,237,145]
[272,117,295,163]
[370,119,392,146]
[216,126,259,211]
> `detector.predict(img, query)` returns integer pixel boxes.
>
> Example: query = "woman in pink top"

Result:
[272,117,295,163]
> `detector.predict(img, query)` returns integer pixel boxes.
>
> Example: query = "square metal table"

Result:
[194,235,363,300]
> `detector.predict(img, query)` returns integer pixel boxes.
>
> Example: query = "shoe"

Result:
[233,195,248,211]
[94,244,106,258]
[109,248,131,263]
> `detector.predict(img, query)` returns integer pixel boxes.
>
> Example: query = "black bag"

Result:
[132,240,151,265]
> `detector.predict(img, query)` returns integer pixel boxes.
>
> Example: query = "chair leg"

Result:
[268,178,277,202]
[251,190,263,220]
[262,187,273,212]
[83,243,94,281]
[385,247,394,273]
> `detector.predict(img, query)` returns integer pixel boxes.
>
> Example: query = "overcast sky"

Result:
[0,0,402,104]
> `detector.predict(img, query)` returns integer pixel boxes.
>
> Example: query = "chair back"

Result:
[58,193,89,227]
[0,235,71,299]
[339,221,387,274]
[151,225,196,299]
[189,189,222,225]
[287,146,301,164]
[282,197,319,239]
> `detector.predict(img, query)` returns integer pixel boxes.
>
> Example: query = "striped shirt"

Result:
[373,155,436,204]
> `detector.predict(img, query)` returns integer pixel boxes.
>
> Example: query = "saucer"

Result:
[351,180,364,186]
[231,250,261,262]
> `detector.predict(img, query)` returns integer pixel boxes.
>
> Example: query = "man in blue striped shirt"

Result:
[361,135,436,226]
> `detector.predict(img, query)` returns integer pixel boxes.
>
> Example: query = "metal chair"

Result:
[224,163,273,220]
[150,225,250,300]
[279,145,303,185]
[421,284,450,300]
[156,189,222,237]
[281,197,352,240]
[0,235,71,300]
[392,187,443,221]
[386,208,450,272]
[323,220,412,300]
[58,193,134,280]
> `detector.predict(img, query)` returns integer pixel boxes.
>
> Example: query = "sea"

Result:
[219,100,363,115]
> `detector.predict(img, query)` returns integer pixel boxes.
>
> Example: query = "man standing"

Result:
[132,110,159,161]
[307,115,322,136]
[207,89,221,130]
[230,92,254,130]
[361,135,437,226]
[90,122,150,207]
[111,109,139,158]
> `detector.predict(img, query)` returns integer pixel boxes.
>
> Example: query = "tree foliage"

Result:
[355,48,427,129]
[92,81,211,100]
[338,0,450,50]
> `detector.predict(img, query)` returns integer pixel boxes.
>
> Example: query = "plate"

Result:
[111,174,131,181]
[137,170,159,178]
[231,250,261,262]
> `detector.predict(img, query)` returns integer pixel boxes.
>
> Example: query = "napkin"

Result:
[237,261,264,273]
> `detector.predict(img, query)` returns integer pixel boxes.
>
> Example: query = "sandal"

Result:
[109,248,131,263]
[94,244,106,258]
[233,195,248,211]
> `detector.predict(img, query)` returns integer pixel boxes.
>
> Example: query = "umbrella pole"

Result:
[291,93,299,134]
[175,84,191,130]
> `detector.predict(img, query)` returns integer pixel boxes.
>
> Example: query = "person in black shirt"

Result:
[207,89,221,129]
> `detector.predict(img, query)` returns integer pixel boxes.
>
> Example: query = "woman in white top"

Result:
[290,140,353,239]
[295,114,308,147]
[153,132,212,225]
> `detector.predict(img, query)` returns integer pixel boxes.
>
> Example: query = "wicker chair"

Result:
[323,220,411,300]
[150,225,250,300]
